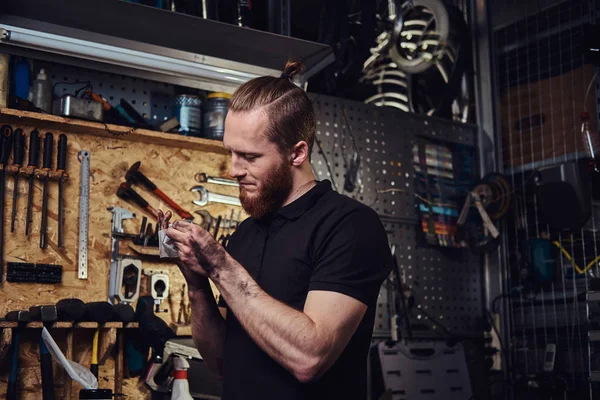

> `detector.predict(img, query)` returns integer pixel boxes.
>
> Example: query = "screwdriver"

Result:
[40,132,53,249]
[0,125,13,281]
[56,134,67,248]
[25,130,40,237]
[10,129,25,232]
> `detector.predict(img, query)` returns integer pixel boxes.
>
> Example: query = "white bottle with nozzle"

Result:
[171,355,194,400]
[31,68,53,113]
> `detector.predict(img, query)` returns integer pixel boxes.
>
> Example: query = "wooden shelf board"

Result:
[170,323,192,336]
[0,108,227,154]
[0,321,139,329]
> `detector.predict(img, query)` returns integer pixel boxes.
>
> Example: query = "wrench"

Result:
[195,172,239,187]
[191,186,241,206]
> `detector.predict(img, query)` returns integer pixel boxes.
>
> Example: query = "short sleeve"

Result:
[309,207,393,306]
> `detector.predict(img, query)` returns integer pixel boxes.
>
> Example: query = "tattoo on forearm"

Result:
[238,280,257,299]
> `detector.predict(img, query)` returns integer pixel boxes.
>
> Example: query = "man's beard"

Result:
[239,160,293,219]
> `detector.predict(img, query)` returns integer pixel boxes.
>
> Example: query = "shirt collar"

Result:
[276,180,332,220]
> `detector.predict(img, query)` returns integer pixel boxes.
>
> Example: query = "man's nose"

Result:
[229,155,245,179]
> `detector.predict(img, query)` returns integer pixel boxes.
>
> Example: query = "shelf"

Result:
[0,0,333,78]
[0,321,139,329]
[170,323,192,337]
[0,108,227,154]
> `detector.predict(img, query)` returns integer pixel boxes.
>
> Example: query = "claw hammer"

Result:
[126,161,193,220]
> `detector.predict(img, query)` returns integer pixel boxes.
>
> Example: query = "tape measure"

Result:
[77,150,91,279]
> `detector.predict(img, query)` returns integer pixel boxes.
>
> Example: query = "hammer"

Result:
[126,161,193,220]
[56,298,87,322]
[5,310,30,400]
[117,182,159,220]
[84,302,135,378]
[29,305,57,400]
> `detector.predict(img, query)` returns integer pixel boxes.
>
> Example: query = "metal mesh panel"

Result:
[311,94,481,337]
[493,0,599,397]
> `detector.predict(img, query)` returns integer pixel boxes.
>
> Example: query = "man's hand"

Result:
[157,209,172,231]
[164,216,231,284]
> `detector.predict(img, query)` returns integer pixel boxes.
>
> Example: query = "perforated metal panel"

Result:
[310,94,481,337]
[37,61,179,123]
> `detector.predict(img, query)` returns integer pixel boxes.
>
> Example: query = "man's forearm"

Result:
[188,277,226,379]
[213,262,328,382]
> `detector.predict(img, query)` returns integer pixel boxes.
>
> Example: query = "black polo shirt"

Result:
[220,180,392,400]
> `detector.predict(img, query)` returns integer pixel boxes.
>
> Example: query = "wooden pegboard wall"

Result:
[0,111,241,399]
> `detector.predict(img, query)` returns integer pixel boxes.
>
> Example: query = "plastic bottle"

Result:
[580,111,600,199]
[171,356,193,400]
[31,68,53,113]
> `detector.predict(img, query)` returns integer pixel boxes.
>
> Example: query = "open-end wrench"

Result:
[194,209,214,230]
[191,186,241,207]
[195,173,239,187]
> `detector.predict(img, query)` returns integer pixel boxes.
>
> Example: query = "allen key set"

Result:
[0,125,70,278]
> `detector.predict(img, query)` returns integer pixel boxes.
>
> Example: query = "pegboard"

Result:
[36,61,181,124]
[311,94,481,337]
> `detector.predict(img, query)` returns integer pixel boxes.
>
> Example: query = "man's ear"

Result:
[290,141,310,166]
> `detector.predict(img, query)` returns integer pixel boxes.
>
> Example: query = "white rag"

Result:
[158,228,179,259]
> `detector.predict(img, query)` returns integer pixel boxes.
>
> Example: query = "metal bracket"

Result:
[108,206,137,304]
[144,269,170,312]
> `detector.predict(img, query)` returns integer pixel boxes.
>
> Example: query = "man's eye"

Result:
[244,155,257,161]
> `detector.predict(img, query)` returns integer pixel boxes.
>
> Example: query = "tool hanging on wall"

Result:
[194,209,214,230]
[78,150,91,279]
[108,206,142,304]
[30,305,57,400]
[56,134,67,248]
[0,125,13,280]
[212,215,222,239]
[10,128,25,232]
[126,161,194,220]
[7,262,62,283]
[5,310,29,400]
[91,328,100,378]
[191,185,241,206]
[40,132,54,249]
[117,181,159,220]
[456,173,511,254]
[195,172,239,187]
[219,208,237,247]
[177,284,190,325]
[56,298,87,322]
[144,269,170,313]
[25,130,40,237]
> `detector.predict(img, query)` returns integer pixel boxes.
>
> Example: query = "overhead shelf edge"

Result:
[0,108,228,154]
